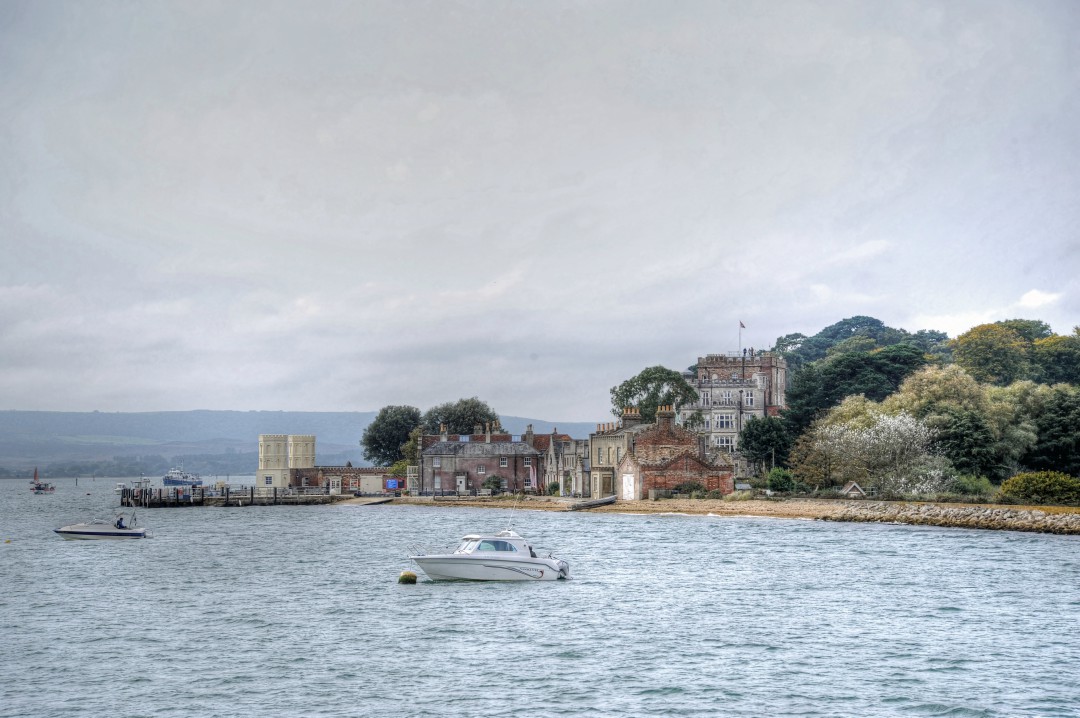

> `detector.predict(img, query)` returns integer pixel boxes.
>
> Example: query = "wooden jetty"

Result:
[120,486,354,508]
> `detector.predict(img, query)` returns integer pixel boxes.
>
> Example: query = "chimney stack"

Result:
[656,405,676,431]
[440,423,448,441]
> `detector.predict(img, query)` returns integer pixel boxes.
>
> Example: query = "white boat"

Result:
[410,529,569,581]
[54,513,151,540]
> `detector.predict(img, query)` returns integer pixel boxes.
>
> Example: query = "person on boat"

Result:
[115,516,126,529]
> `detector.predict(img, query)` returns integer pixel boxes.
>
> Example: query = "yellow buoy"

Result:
[398,570,417,584]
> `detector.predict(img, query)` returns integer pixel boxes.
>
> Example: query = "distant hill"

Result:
[0,410,597,476]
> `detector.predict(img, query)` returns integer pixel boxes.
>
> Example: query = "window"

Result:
[264,476,273,486]
[597,448,603,464]
[745,394,755,407]
[700,391,710,406]
[717,414,734,429]
[524,476,532,488]
[524,457,532,467]
[704,419,710,430]
[720,391,733,405]
[716,436,734,449]
[477,465,486,474]
[477,540,517,552]
[500,457,508,467]
[433,457,441,467]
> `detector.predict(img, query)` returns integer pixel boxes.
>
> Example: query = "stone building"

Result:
[535,430,589,497]
[615,406,734,500]
[258,433,395,494]
[679,350,788,456]
[257,434,315,489]
[588,408,651,498]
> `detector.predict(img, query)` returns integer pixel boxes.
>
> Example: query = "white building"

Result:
[257,434,315,489]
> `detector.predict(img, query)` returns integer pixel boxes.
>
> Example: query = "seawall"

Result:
[823,501,1080,535]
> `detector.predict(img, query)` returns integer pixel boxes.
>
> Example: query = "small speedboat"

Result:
[410,529,569,581]
[54,513,151,540]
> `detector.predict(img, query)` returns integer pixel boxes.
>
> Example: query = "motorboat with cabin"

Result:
[54,512,151,540]
[409,529,569,581]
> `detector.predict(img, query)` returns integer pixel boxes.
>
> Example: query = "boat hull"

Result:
[411,555,568,581]
[54,525,148,540]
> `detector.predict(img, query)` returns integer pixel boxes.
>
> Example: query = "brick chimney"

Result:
[656,405,676,431]
[485,422,491,443]
[440,424,448,442]
[622,406,641,428]
[524,424,534,447]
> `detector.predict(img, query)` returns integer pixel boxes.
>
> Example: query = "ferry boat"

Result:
[162,465,203,486]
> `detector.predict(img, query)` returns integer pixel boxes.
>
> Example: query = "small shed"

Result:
[839,481,867,498]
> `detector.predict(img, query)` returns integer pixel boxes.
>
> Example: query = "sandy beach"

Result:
[347,494,850,519]
[344,495,1080,533]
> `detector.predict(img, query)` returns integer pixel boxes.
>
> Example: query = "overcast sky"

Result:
[2,1,1078,421]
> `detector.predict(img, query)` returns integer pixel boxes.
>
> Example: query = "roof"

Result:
[422,441,541,457]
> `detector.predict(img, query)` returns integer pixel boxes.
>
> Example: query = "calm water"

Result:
[1,478,1078,718]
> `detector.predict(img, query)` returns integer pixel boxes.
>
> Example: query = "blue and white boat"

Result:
[54,513,151,540]
[162,465,202,486]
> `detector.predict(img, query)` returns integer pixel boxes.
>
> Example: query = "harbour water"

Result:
[2,478,1078,717]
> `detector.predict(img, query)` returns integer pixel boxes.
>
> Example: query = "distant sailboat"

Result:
[30,467,55,494]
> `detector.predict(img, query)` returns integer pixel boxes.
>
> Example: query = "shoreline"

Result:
[343,495,1080,535]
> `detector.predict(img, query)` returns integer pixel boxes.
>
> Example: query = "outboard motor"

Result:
[556,559,570,579]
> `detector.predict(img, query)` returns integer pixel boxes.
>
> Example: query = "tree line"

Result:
[737,316,1080,504]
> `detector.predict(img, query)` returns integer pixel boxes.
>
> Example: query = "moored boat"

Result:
[410,529,569,581]
[567,494,616,511]
[29,467,55,494]
[54,512,151,540]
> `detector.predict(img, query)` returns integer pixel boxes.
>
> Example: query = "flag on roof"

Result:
[739,321,745,329]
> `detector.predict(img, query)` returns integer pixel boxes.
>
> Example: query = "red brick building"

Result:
[614,406,734,500]
[289,466,395,494]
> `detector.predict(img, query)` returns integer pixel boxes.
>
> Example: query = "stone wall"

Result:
[824,501,1080,535]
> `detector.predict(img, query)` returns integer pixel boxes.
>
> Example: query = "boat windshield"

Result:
[454,540,480,554]
[476,539,518,552]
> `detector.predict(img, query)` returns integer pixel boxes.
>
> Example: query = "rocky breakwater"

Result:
[825,501,1080,535]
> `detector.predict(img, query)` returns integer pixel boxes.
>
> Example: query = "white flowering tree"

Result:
[794,408,944,496]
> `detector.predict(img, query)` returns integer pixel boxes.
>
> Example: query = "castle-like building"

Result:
[678,350,788,455]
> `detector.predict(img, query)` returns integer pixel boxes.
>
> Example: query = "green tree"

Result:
[782,343,928,435]
[422,397,500,434]
[766,467,795,492]
[361,405,422,466]
[610,365,699,423]
[1022,385,1080,476]
[1033,329,1080,385]
[926,408,998,478]
[997,319,1053,343]
[952,323,1031,385]
[738,416,793,471]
